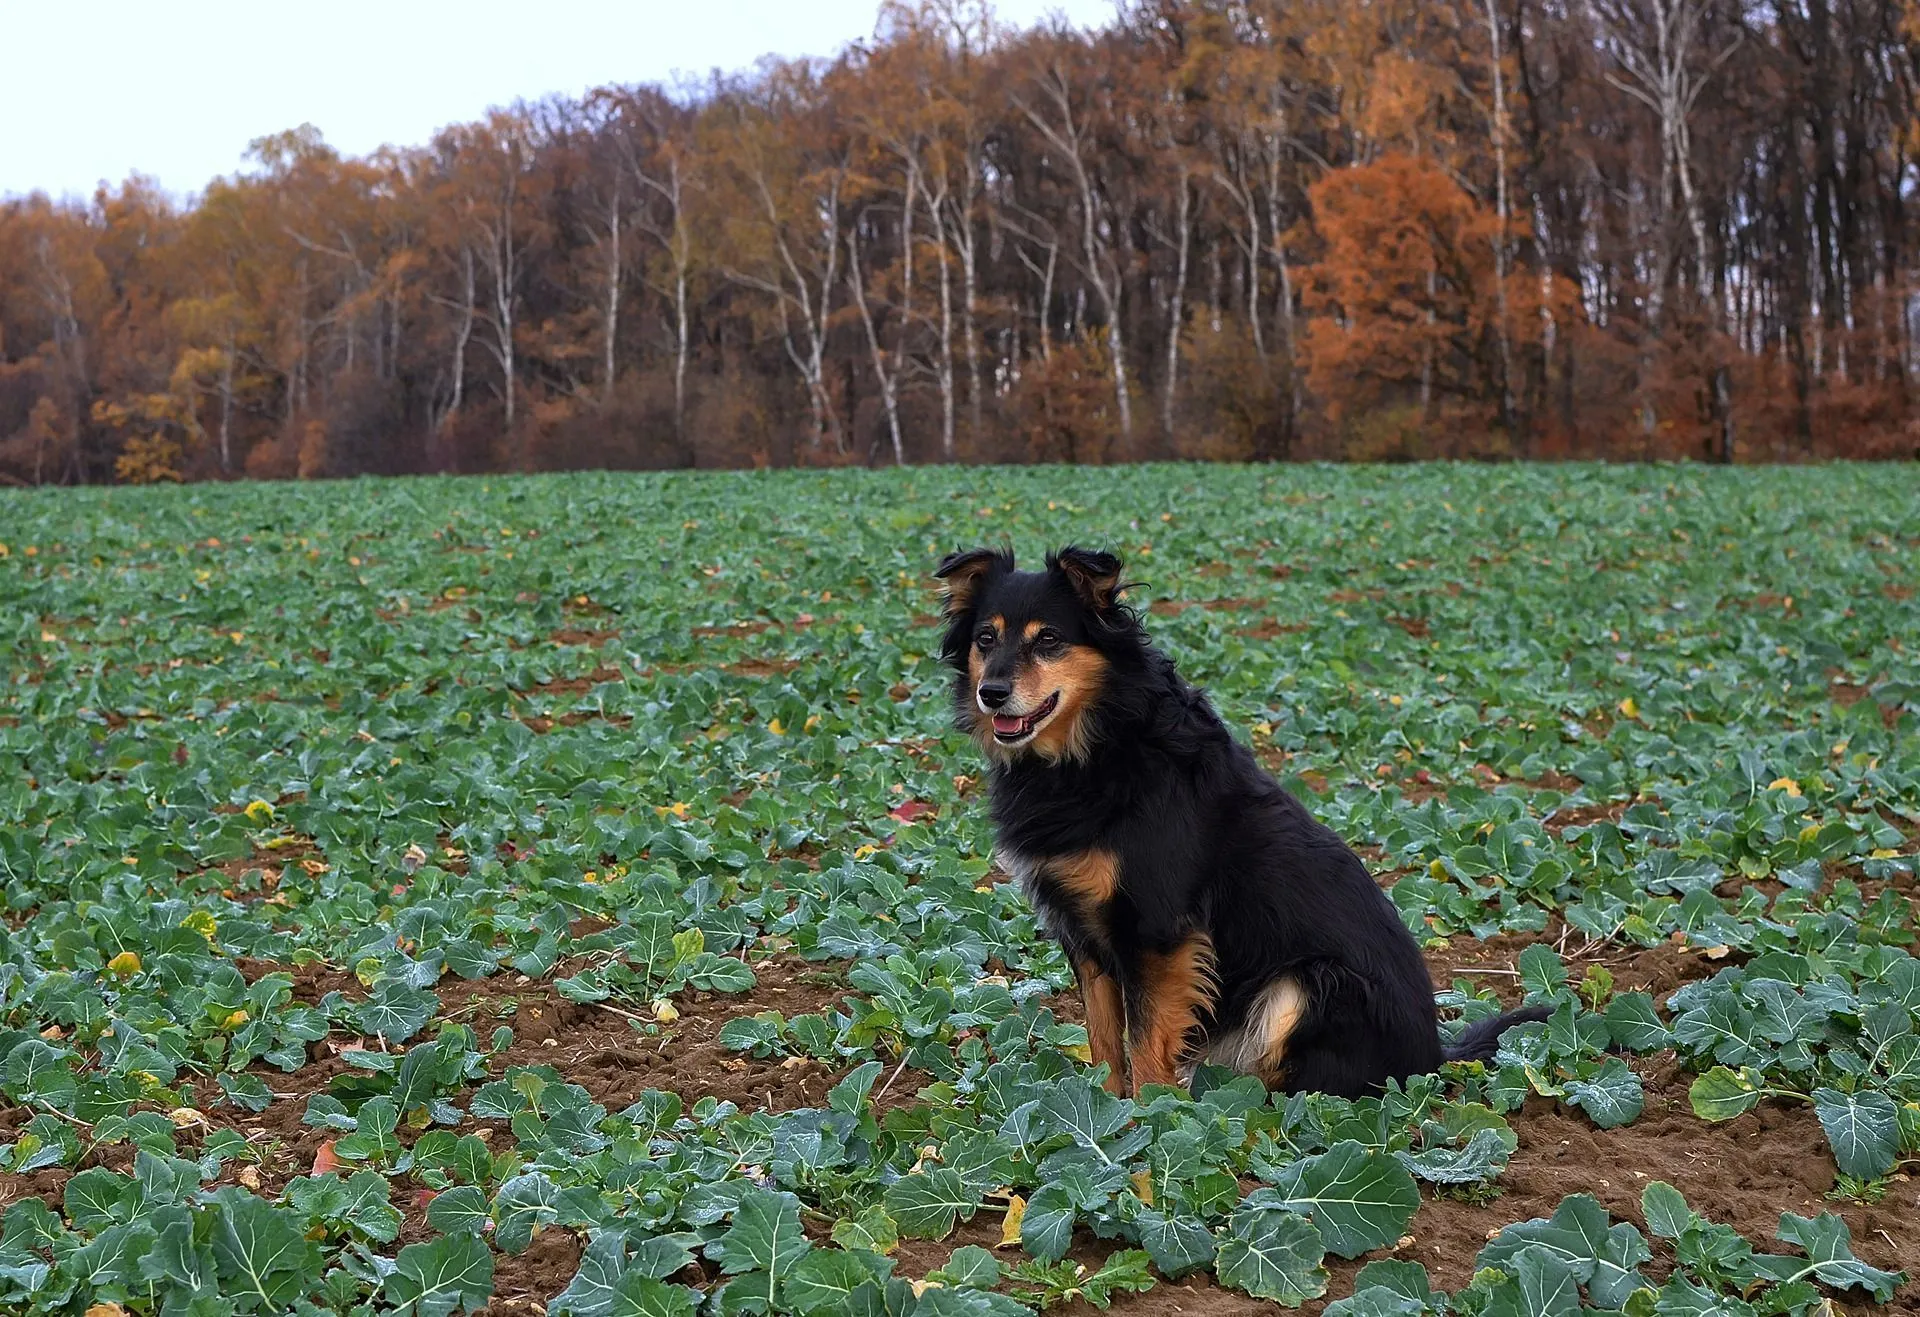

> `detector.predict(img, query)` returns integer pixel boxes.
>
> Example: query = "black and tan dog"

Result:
[935,545,1545,1098]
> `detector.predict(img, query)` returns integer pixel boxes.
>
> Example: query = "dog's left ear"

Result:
[1050,546,1125,613]
[934,547,1010,618]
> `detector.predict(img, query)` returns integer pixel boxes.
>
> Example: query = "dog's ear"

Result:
[1049,546,1125,613]
[934,547,1010,618]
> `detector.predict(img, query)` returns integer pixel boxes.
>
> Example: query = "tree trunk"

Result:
[1161,171,1191,443]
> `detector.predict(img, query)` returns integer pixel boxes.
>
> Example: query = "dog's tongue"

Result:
[992,713,1026,736]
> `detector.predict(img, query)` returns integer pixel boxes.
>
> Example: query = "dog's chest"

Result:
[993,843,1114,946]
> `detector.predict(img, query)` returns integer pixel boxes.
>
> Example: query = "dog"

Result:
[934,544,1547,1098]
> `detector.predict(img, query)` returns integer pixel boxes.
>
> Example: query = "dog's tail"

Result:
[1443,1005,1552,1063]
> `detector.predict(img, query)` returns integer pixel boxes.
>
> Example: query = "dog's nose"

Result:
[977,681,1012,709]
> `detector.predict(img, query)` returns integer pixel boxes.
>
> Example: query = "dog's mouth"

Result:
[990,691,1060,744]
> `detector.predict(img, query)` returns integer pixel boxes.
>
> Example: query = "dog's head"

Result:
[932,545,1136,762]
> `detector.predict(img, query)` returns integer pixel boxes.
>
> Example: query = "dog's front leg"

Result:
[1074,958,1128,1095]
[1127,933,1216,1094]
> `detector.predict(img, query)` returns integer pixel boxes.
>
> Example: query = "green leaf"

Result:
[492,1172,562,1254]
[1688,1067,1765,1122]
[1477,1195,1650,1309]
[1018,1183,1076,1263]
[883,1169,977,1240]
[711,1186,812,1276]
[1133,1209,1217,1278]
[1808,1088,1900,1181]
[1398,1125,1514,1184]
[1518,945,1569,1002]
[209,1189,323,1310]
[1216,1206,1327,1304]
[609,1277,701,1317]
[1565,1057,1645,1129]
[831,1204,899,1256]
[385,1235,497,1316]
[1509,1243,1583,1316]
[929,1245,1001,1290]
[1775,1212,1903,1301]
[353,981,440,1043]
[1602,992,1670,1052]
[828,1060,883,1115]
[1253,1140,1421,1257]
[427,1185,491,1236]
[783,1248,888,1314]
[1640,1181,1695,1240]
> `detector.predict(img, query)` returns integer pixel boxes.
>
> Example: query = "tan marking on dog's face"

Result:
[1027,644,1108,762]
[1130,933,1218,1092]
[1022,620,1044,642]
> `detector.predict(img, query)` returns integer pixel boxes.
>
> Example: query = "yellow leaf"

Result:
[804,714,821,732]
[1617,697,1639,720]
[223,1009,250,1030]
[1130,1170,1156,1206]
[167,1107,209,1129]
[1703,946,1732,961]
[85,1304,130,1317]
[244,799,276,823]
[998,1195,1027,1248]
[768,718,786,736]
[1429,858,1448,879]
[1768,778,1802,797]
[182,911,218,943]
[1870,849,1899,860]
[107,951,142,979]
[1799,824,1821,842]
[653,998,679,1024]
[1063,1040,1092,1064]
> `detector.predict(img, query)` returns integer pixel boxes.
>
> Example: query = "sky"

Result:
[2,0,1117,203]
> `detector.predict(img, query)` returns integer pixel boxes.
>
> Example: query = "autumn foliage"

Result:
[3,0,1918,483]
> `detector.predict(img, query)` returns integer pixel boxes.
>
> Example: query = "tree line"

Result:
[3,0,1918,483]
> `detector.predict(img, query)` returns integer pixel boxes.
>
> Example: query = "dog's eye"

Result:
[1035,628,1062,649]
[975,628,997,650]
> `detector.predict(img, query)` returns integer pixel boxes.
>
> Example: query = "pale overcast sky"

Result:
[3,0,1116,202]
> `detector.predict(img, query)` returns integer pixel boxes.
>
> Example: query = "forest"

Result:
[3,0,1919,482]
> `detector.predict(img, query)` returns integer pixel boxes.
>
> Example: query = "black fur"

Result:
[939,545,1547,1098]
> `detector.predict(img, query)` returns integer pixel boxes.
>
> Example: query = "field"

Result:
[1,463,1917,1317]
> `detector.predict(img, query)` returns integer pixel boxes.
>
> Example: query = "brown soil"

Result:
[1236,619,1311,641]
[549,627,621,647]
[1149,597,1262,617]
[513,665,624,696]
[724,658,800,677]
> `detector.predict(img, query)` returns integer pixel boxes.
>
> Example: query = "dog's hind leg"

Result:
[1075,959,1128,1095]
[1128,934,1217,1093]
[1206,976,1308,1087]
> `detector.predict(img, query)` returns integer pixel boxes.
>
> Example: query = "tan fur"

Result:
[1130,933,1219,1093]
[1048,848,1120,910]
[1077,960,1128,1095]
[1028,645,1107,763]
[940,561,998,617]
[1205,976,1308,1086]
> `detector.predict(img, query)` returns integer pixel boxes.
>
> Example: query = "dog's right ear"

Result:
[934,547,1011,618]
